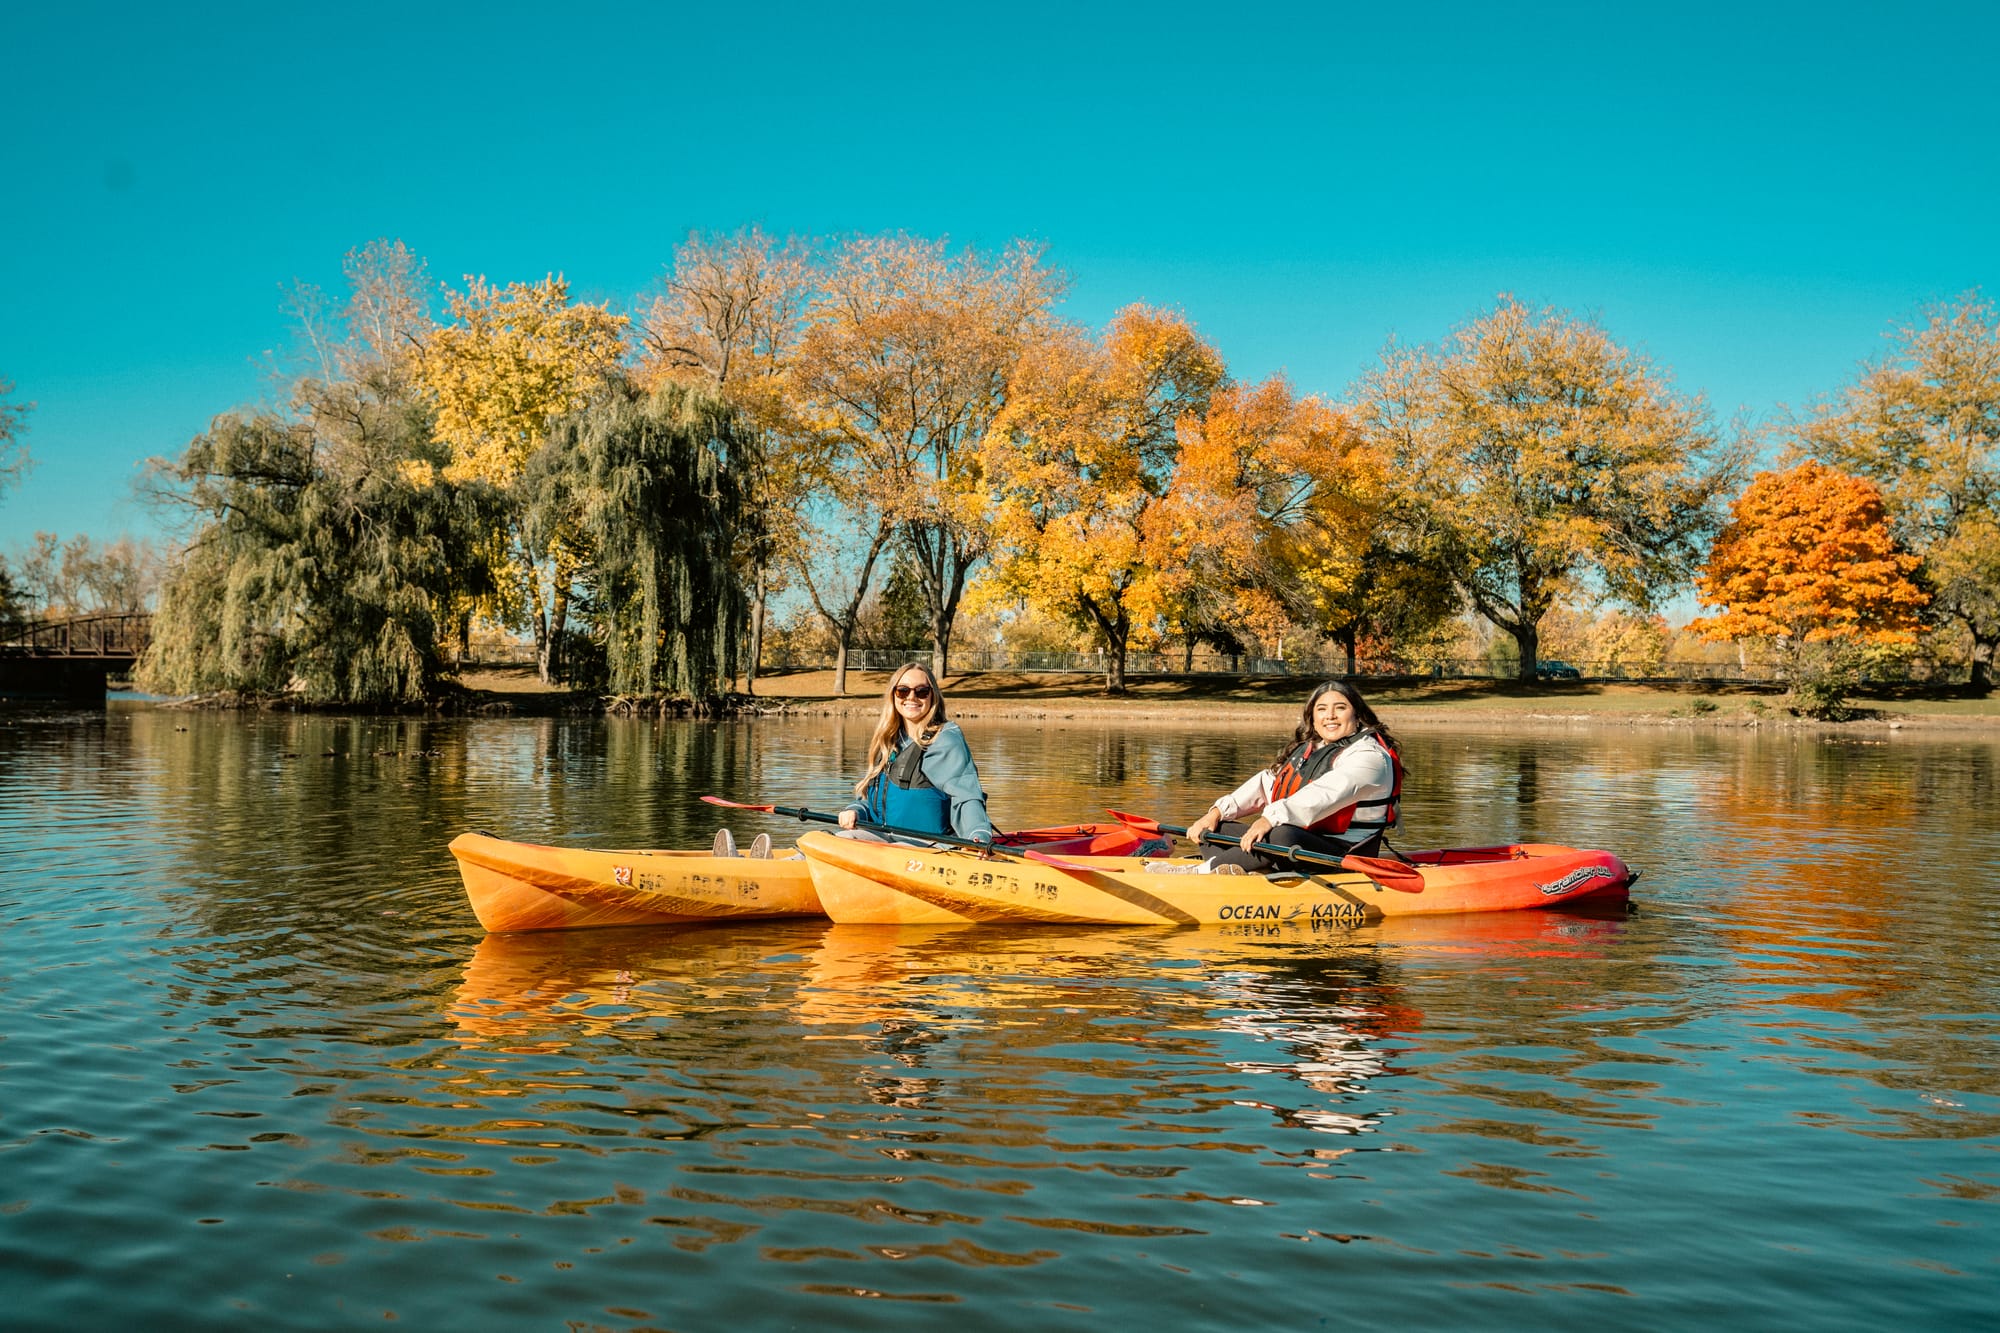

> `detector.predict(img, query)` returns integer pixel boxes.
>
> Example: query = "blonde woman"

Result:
[836,663,995,845]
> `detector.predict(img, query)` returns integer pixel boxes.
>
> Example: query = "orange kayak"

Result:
[451,823,1165,933]
[449,832,823,932]
[796,830,1632,925]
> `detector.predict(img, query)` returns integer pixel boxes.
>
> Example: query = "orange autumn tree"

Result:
[1156,378,1357,663]
[980,305,1227,691]
[1692,459,1927,713]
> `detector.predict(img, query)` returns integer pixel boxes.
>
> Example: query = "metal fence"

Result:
[758,646,1972,685]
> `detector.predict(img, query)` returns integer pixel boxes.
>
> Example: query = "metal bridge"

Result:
[0,613,153,701]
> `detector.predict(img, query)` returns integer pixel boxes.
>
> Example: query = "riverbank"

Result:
[450,665,2000,732]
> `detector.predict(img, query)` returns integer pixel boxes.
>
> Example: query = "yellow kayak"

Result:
[796,829,1632,925]
[449,831,822,933]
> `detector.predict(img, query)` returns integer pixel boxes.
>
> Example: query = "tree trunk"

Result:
[1336,626,1358,677]
[745,567,767,697]
[930,614,952,682]
[1182,638,1195,673]
[457,612,471,665]
[541,583,570,685]
[1106,641,1126,693]
[1970,634,1996,693]
[532,604,551,685]
[1514,619,1540,683]
[833,630,851,697]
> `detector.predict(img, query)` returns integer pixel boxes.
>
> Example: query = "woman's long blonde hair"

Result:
[852,663,947,795]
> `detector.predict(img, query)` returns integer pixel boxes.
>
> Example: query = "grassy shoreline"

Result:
[451,665,2000,732]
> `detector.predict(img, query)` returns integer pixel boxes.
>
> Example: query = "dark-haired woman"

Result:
[1177,680,1403,873]
[835,662,995,845]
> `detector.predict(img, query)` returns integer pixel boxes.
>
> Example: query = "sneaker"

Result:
[747,833,772,859]
[1213,863,1247,876]
[712,827,736,858]
[1144,861,1204,874]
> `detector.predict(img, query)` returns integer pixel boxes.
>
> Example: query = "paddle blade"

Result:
[1341,855,1425,894]
[1105,808,1163,834]
[701,795,775,812]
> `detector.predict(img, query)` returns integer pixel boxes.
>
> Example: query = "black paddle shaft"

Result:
[761,802,1019,860]
[1145,815,1356,873]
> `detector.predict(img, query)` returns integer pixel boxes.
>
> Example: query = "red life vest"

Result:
[1269,731,1403,834]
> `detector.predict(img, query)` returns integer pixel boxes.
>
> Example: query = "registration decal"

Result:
[1538,865,1617,896]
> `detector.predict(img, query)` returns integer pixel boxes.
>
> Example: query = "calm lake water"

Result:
[1,706,1995,1330]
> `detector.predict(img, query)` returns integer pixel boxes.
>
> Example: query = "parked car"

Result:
[1535,660,1582,680]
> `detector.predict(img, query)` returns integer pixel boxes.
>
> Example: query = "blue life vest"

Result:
[864,740,952,834]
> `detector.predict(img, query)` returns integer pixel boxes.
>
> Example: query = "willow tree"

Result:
[1793,295,2000,690]
[140,410,484,704]
[638,229,819,692]
[535,380,747,700]
[1358,297,1743,681]
[142,242,496,705]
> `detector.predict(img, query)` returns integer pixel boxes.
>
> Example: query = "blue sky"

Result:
[3,0,1995,551]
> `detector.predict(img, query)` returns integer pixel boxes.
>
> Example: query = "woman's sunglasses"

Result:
[893,684,933,701]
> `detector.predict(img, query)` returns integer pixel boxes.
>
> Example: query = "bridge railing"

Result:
[0,613,154,658]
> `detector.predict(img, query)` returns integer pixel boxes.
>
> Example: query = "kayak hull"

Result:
[449,832,822,933]
[799,822,1169,925]
[451,823,1165,933]
[796,831,1631,925]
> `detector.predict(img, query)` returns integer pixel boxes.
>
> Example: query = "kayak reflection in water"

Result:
[1167,680,1405,875]
[835,662,995,848]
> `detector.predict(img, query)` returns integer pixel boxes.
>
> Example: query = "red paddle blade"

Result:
[1105,808,1163,834]
[1341,855,1425,893]
[702,795,775,811]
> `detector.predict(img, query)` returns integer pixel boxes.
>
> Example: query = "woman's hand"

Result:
[1185,807,1222,842]
[837,809,858,830]
[1239,817,1273,852]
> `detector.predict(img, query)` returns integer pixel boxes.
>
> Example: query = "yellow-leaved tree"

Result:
[414,276,627,682]
[1357,297,1743,682]
[1793,294,2000,691]
[792,235,1064,679]
[980,305,1227,691]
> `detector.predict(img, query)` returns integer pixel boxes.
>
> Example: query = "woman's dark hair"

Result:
[1266,679,1398,772]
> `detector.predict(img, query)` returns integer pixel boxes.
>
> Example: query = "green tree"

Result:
[534,380,748,700]
[1358,297,1743,681]
[1793,294,2000,690]
[639,228,820,692]
[139,411,486,704]
[142,243,497,705]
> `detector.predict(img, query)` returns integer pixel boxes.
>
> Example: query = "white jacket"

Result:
[1213,733,1397,836]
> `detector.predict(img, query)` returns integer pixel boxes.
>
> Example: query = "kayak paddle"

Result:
[700,795,1098,870]
[1105,808,1425,893]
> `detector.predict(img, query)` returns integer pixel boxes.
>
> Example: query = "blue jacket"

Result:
[841,721,994,842]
